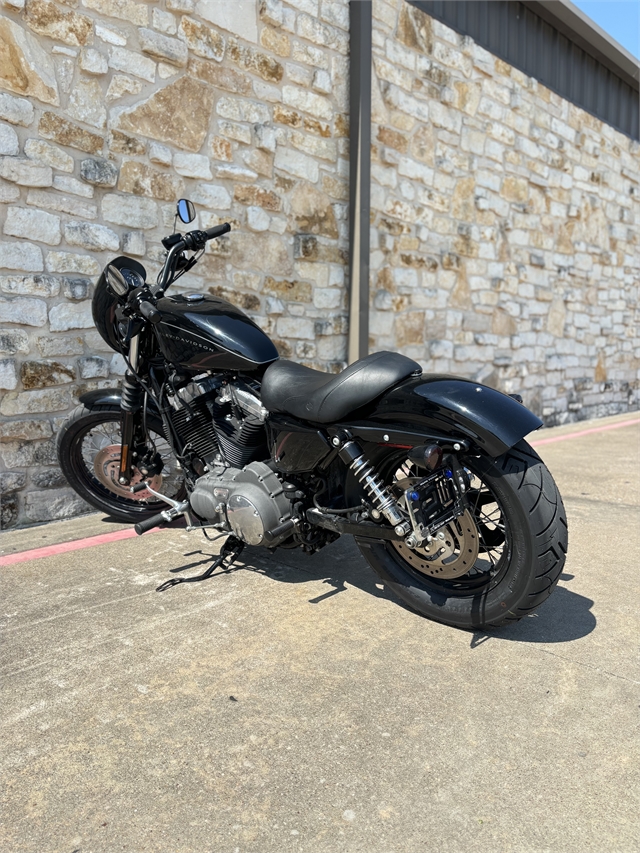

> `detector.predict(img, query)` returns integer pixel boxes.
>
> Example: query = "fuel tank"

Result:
[154,293,279,374]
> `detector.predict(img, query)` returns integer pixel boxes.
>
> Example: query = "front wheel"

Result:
[355,439,568,630]
[57,403,185,523]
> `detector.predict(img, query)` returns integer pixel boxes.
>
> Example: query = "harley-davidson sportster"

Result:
[57,198,567,628]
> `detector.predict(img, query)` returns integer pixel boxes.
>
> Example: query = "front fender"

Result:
[365,375,543,458]
[79,388,161,419]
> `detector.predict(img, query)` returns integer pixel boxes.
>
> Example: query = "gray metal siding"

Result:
[410,0,639,140]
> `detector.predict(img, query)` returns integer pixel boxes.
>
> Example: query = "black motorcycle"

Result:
[57,198,567,628]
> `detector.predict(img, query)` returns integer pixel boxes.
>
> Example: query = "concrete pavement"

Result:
[1,413,638,853]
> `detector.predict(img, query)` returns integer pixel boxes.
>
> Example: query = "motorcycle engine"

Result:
[166,374,291,546]
[189,461,291,546]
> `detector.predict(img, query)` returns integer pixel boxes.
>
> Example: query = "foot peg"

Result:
[132,481,189,535]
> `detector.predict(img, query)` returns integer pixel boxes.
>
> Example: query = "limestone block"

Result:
[167,0,194,11]
[234,184,281,211]
[48,301,94,331]
[290,130,336,162]
[187,58,251,95]
[276,316,314,339]
[24,139,73,173]
[218,120,252,144]
[116,76,214,152]
[0,296,48,326]
[0,124,19,156]
[39,113,104,155]
[259,0,283,27]
[282,86,332,121]
[191,183,232,209]
[138,27,188,66]
[25,0,93,46]
[79,47,108,75]
[80,158,118,188]
[106,74,143,101]
[216,96,270,124]
[296,13,347,53]
[211,136,232,161]
[20,359,74,389]
[0,93,34,127]
[0,157,52,187]
[64,221,119,252]
[0,472,26,494]
[178,16,225,60]
[231,232,292,276]
[84,0,148,26]
[22,489,90,524]
[110,353,127,375]
[67,79,107,129]
[0,328,29,354]
[274,147,318,182]
[102,193,158,229]
[247,206,270,231]
[32,468,68,489]
[78,356,109,379]
[0,17,60,106]
[118,160,183,201]
[173,152,213,180]
[109,130,146,157]
[289,183,338,237]
[196,0,258,44]
[109,46,156,82]
[27,189,98,221]
[149,143,172,166]
[122,230,146,257]
[243,148,273,179]
[152,9,177,35]
[264,276,311,302]
[0,437,57,467]
[0,358,17,390]
[0,181,20,203]
[4,206,61,246]
[0,273,60,297]
[260,26,290,58]
[63,277,91,300]
[0,242,44,272]
[215,163,259,181]
[36,335,84,357]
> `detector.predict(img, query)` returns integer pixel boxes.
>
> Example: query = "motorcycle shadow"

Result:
[171,541,596,645]
[470,574,596,646]
[174,534,397,607]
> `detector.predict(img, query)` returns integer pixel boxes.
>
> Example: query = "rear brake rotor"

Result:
[93,445,163,501]
[391,509,480,579]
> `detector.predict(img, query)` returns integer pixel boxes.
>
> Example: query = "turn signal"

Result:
[408,444,443,471]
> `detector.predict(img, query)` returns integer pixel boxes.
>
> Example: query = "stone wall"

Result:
[369,0,640,422]
[0,0,350,527]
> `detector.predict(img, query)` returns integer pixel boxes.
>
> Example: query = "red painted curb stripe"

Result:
[0,525,161,567]
[530,417,640,447]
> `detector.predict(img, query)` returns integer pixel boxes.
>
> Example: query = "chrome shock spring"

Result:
[339,440,410,535]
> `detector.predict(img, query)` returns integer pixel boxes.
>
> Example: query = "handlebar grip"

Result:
[204,223,231,241]
[139,300,162,325]
[134,512,168,535]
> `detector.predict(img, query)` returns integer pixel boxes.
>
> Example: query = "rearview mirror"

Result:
[177,198,196,224]
[105,264,129,297]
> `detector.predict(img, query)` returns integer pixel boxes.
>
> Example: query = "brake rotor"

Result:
[391,509,480,579]
[93,445,163,501]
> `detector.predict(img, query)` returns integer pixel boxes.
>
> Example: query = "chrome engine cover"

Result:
[189,461,290,546]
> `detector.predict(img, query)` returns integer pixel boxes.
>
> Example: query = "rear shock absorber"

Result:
[336,437,411,536]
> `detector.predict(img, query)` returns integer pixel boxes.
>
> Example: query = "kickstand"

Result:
[156,535,245,592]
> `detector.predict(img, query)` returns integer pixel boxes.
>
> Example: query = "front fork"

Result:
[118,334,141,486]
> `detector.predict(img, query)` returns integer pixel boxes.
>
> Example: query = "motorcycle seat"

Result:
[261,351,422,423]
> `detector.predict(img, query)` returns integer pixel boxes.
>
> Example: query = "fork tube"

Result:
[118,334,141,486]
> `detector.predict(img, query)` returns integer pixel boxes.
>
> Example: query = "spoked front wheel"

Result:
[57,404,185,523]
[356,439,568,630]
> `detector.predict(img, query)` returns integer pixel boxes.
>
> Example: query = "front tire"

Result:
[356,440,568,630]
[57,403,185,523]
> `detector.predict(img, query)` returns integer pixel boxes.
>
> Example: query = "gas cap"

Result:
[184,293,204,303]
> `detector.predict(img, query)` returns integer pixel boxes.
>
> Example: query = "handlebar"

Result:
[139,299,162,325]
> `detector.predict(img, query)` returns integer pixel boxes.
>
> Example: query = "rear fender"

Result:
[359,375,543,458]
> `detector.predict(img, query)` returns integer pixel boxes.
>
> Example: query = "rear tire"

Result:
[57,404,185,524]
[356,439,568,630]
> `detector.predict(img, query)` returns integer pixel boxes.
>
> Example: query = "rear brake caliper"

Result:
[403,454,470,549]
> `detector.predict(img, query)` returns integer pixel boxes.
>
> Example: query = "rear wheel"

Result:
[355,439,568,630]
[57,404,185,523]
